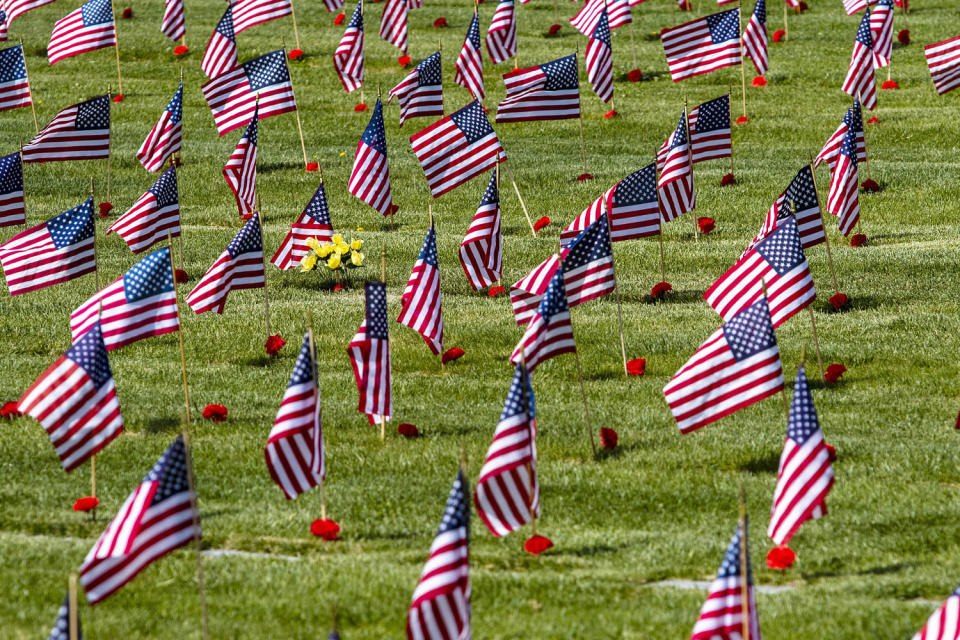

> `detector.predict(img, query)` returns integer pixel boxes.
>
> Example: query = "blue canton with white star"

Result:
[716,521,752,583]
[753,0,765,26]
[244,50,290,92]
[670,111,688,149]
[166,82,183,123]
[417,52,442,87]
[706,8,740,43]
[592,9,611,46]
[75,95,110,131]
[417,224,439,268]
[347,2,363,29]
[65,324,112,388]
[46,593,79,640]
[216,6,236,39]
[227,215,263,258]
[450,101,495,144]
[143,436,190,504]
[304,182,332,225]
[722,298,777,362]
[437,470,469,536]
[0,45,27,83]
[615,163,657,206]
[755,216,804,276]
[288,333,317,387]
[0,152,22,195]
[480,171,498,206]
[787,365,820,445]
[81,0,113,26]
[952,584,960,598]
[843,99,863,135]
[542,54,579,91]
[47,198,94,249]
[565,213,612,271]
[693,95,730,133]
[538,269,570,319]
[839,127,858,166]
[876,0,892,7]
[149,166,179,208]
[501,363,536,422]
[123,247,174,303]
[466,12,480,49]
[361,99,387,154]
[783,166,818,213]
[365,281,389,339]
[856,9,873,47]
[241,105,259,146]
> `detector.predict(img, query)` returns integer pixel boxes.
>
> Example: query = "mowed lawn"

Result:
[1,0,960,636]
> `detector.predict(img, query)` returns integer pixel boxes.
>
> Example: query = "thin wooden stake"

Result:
[653,153,667,284]
[105,86,112,202]
[504,160,537,237]
[761,279,789,419]
[181,428,210,640]
[807,156,839,295]
[19,38,39,134]
[380,241,387,442]
[783,0,788,42]
[306,309,326,519]
[605,215,628,376]
[282,38,309,168]
[289,0,302,50]
[738,5,747,119]
[558,252,596,457]
[255,208,271,337]
[109,0,123,94]
[728,84,735,174]
[576,44,589,174]
[439,39,445,116]
[628,20,638,68]
[168,233,192,423]
[68,574,79,640]
[683,98,697,241]
[738,482,750,640]
[806,305,826,383]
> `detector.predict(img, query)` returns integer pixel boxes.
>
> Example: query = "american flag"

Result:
[661,9,742,82]
[46,592,81,640]
[348,281,391,424]
[745,165,824,255]
[814,100,866,171]
[690,521,762,640]
[21,94,110,163]
[585,9,613,103]
[379,0,408,54]
[161,0,184,42]
[742,0,768,76]
[2,0,57,26]
[398,224,444,355]
[108,167,180,254]
[410,100,505,198]
[688,94,731,163]
[509,250,567,326]
[841,9,877,111]
[325,0,344,11]
[406,470,471,640]
[202,49,296,136]
[185,214,265,314]
[0,44,32,112]
[563,213,615,307]
[926,36,960,96]
[825,128,860,237]
[223,105,258,219]
[389,51,443,128]
[18,324,122,473]
[606,163,661,240]
[0,151,24,228]
[334,2,364,93]
[498,53,580,122]
[202,6,237,79]
[136,81,182,172]
[265,333,324,499]
[47,0,116,65]
[560,188,610,244]
[0,12,6,41]
[509,268,576,372]
[349,98,395,215]
[870,0,892,69]
[70,246,179,350]
[912,585,960,640]
[459,171,502,290]
[474,363,538,537]
[657,111,695,222]
[79,436,199,605]
[0,197,95,296]
[842,0,866,16]
[767,365,834,546]
[455,12,484,101]
[231,0,291,34]
[664,297,784,433]
[570,0,630,35]
[272,179,335,270]
[485,0,516,65]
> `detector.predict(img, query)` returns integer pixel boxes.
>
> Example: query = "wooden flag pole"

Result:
[653,148,667,284]
[430,204,444,372]
[282,38,309,168]
[380,241,387,442]
[807,155,840,295]
[504,160,537,237]
[181,427,210,640]
[738,482,750,640]
[576,43,589,175]
[19,38,39,134]
[106,86,112,202]
[439,38,445,116]
[90,178,101,517]
[109,0,123,95]
[558,251,597,457]
[761,280,790,418]
[682,97,697,241]
[68,573,79,640]
[789,200,825,382]
[628,20,638,69]
[783,1,788,42]
[605,216,628,376]
[289,0,302,51]
[178,68,184,164]
[728,85,736,174]
[738,6,747,119]
[168,233,192,423]
[255,207,272,338]
[519,352,537,534]
[306,309,326,520]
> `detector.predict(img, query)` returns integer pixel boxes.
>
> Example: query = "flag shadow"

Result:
[144,415,183,434]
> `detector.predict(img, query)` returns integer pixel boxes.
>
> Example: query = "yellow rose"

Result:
[300,254,317,271]
[317,243,333,258]
[335,242,350,255]
[351,251,364,266]
[356,226,364,232]
[327,253,341,269]
[306,237,322,252]
[331,233,344,245]
[351,238,362,251]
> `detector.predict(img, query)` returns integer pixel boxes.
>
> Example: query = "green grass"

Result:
[1,0,960,637]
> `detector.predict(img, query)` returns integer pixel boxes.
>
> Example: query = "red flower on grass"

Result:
[697,217,715,234]
[600,427,618,449]
[720,172,736,186]
[533,216,550,232]
[265,334,286,356]
[334,12,346,24]
[678,0,692,10]
[548,23,562,36]
[751,76,767,87]
[442,347,465,365]
[798,0,808,10]
[112,94,124,103]
[829,292,849,310]
[881,80,898,90]
[736,116,748,125]
[772,29,785,42]
[433,17,447,27]
[824,364,847,384]
[288,49,304,60]
[850,233,867,247]
[354,103,368,112]
[306,162,319,172]
[174,45,189,56]
[121,7,132,18]
[650,281,672,299]
[626,358,645,376]
[603,110,618,119]
[487,285,505,297]
[203,404,228,422]
[898,29,910,45]
[1,401,22,419]
[577,173,594,182]
[73,496,100,512]
[398,55,411,66]
[867,116,879,125]
[627,69,642,82]
[825,443,837,462]
[398,423,419,438]
[98,202,113,218]
[524,534,554,555]
[861,179,880,192]
[333,283,344,293]
[174,269,188,284]
[766,545,796,570]
[311,518,340,540]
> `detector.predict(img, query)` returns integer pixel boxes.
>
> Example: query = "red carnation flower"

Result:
[310,518,341,540]
[354,103,368,112]
[603,110,618,119]
[650,281,672,299]
[600,427,618,449]
[627,69,642,82]
[174,269,189,284]
[736,116,748,125]
[548,24,562,36]
[73,496,100,512]
[288,49,304,60]
[487,285,505,297]
[850,233,867,247]
[751,76,767,87]
[442,347,465,365]
[577,173,594,182]
[678,0,691,10]
[202,404,228,422]
[861,179,880,192]
[112,94,124,103]
[174,45,189,56]
[306,162,319,172]
[98,202,113,218]
[825,443,837,462]
[772,29,785,43]
[898,29,910,45]
[332,283,344,292]
[881,80,898,90]
[766,545,796,570]
[524,534,554,555]
[397,423,419,438]
[626,358,646,376]
[1,401,22,419]
[398,55,412,66]
[121,7,133,18]
[334,12,346,24]
[798,0,808,10]
[697,217,715,235]
[867,116,879,125]
[824,363,847,384]
[265,334,286,357]
[829,292,849,310]
[433,17,447,27]
[533,216,550,232]
[720,172,736,186]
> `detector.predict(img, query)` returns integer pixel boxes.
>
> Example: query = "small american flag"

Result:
[266,333,324,499]
[231,0,291,35]
[689,94,731,163]
[841,10,877,111]
[136,81,182,172]
[563,213,615,307]
[474,363,538,537]
[3,0,57,26]
[0,197,95,296]
[201,6,237,79]
[509,268,576,372]
[842,0,866,16]
[745,165,824,255]
[815,99,866,171]
[18,324,122,473]
[47,0,116,65]
[21,94,110,163]
[70,246,178,350]
[202,49,296,136]
[459,171,502,290]
[186,214,265,314]
[825,128,860,237]
[607,163,661,240]
[509,250,567,326]
[410,100,505,198]
[223,105,258,219]
[912,585,960,640]
[661,9,742,82]
[348,281,392,424]
[80,436,199,605]
[664,297,784,433]
[272,179,335,270]
[388,51,443,128]
[161,0,184,42]
[925,36,960,96]
[324,0,345,11]
[768,365,834,546]
[585,9,613,103]
[379,0,408,54]
[0,44,33,112]
[657,111,695,222]
[334,2,364,93]
[485,0,516,65]
[0,151,24,228]
[455,12,484,101]
[397,224,444,355]
[46,592,81,640]
[349,98,396,215]
[108,166,180,254]
[742,0,768,76]
[497,53,580,122]
[570,0,630,36]
[869,0,892,68]
[406,470,471,640]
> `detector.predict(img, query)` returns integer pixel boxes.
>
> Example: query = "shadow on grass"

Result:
[644,289,706,305]
[555,543,622,557]
[145,415,182,434]
[738,452,781,475]
[242,355,286,367]
[260,161,306,174]
[802,562,915,581]
[617,70,670,82]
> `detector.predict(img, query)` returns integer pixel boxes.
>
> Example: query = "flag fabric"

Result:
[161,0,185,41]
[814,100,866,171]
[47,0,116,65]
[47,592,82,640]
[842,0,866,15]
[560,189,610,245]
[0,198,95,296]
[459,171,502,290]
[271,179,335,270]
[767,365,834,546]
[388,51,443,128]
[657,111,695,222]
[223,105,258,218]
[509,250,567,327]
[485,0,516,64]
[509,268,576,372]
[349,98,396,215]
[455,12,484,101]
[606,163,661,240]
[496,53,580,122]
[136,81,183,172]
[325,0,344,11]
[348,281,392,423]
[397,224,444,355]
[265,333,324,500]
[562,213,616,307]
[79,436,199,605]
[742,0,768,75]
[0,151,24,227]
[334,2,364,93]
[0,45,33,112]
[406,470,471,640]
[841,9,877,111]
[569,0,630,35]
[745,165,824,255]
[201,6,238,79]
[69,247,178,350]
[661,9,742,82]
[18,324,122,473]
[379,0,408,54]
[0,12,5,41]
[474,363,538,537]
[688,94,731,163]
[186,214,265,314]
[869,0,892,68]
[690,521,762,640]
[231,0,291,35]
[925,36,960,96]
[585,9,613,103]
[410,100,505,198]
[825,128,860,237]
[3,0,57,26]
[108,167,180,254]
[202,49,296,136]
[21,95,110,162]
[911,585,960,640]
[665,298,784,433]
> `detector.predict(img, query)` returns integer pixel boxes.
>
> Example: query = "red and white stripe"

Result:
[509,272,576,372]
[688,95,731,163]
[136,94,182,173]
[388,54,444,128]
[814,118,866,171]
[660,9,742,82]
[455,14,484,101]
[379,0,408,53]
[585,13,613,103]
[324,0,344,10]
[231,0,291,34]
[690,525,762,640]
[223,112,258,218]
[0,48,32,112]
[841,14,877,111]
[496,61,581,122]
[509,251,566,326]
[742,0,768,76]
[21,97,110,162]
[161,0,185,41]
[569,0,630,35]
[459,181,501,291]
[842,0,866,15]
[108,179,180,255]
[201,7,238,80]
[397,228,443,355]
[201,51,296,136]
[657,119,695,222]
[348,316,391,422]
[47,0,116,65]
[925,36,960,96]
[2,0,57,25]
[271,190,334,270]
[912,588,960,640]
[826,148,860,237]
[349,102,394,216]
[607,168,661,240]
[334,3,364,93]
[185,222,265,315]
[560,190,607,243]
[485,0,516,64]
[869,1,892,68]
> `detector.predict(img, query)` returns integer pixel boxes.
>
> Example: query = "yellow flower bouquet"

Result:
[299,234,365,286]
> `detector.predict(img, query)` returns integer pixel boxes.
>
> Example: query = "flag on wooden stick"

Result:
[186,214,265,314]
[459,171,502,290]
[348,281,391,424]
[397,223,444,355]
[108,166,181,255]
